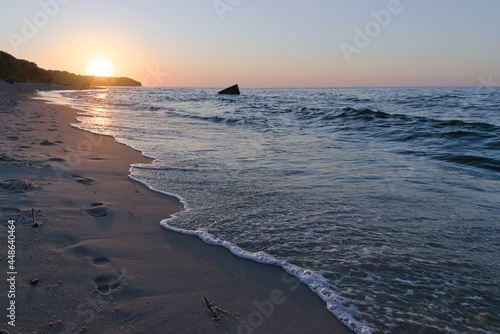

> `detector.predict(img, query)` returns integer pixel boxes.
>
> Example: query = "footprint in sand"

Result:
[1,207,21,213]
[67,243,110,263]
[49,157,65,162]
[94,274,122,295]
[85,203,113,217]
[72,175,93,186]
[92,257,111,266]
[0,179,35,193]
[39,140,56,145]
[0,155,18,163]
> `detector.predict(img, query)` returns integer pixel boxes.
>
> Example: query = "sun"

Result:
[87,58,113,77]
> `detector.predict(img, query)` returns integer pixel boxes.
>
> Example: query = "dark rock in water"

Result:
[218,84,240,95]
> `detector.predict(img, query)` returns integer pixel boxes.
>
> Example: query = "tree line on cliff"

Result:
[0,51,141,86]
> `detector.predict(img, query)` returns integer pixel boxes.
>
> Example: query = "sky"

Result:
[1,0,500,87]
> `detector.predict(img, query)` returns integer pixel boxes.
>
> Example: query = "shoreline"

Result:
[0,83,354,333]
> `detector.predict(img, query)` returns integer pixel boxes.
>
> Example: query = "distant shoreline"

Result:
[1,51,141,86]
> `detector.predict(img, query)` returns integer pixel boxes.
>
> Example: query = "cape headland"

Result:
[0,51,141,86]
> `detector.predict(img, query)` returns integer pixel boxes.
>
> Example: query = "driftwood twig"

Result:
[203,296,220,320]
[31,208,39,227]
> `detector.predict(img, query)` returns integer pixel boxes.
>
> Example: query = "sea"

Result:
[38,87,500,334]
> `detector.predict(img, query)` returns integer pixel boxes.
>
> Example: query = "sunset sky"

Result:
[1,0,500,87]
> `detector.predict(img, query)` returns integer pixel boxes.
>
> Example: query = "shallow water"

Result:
[39,87,500,333]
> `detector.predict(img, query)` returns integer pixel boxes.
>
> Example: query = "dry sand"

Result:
[0,82,354,334]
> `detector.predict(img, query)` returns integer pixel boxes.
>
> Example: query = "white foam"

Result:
[161,218,372,334]
[33,90,72,105]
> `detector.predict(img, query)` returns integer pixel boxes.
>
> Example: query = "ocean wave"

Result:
[336,108,499,131]
[185,114,247,125]
[337,107,391,120]
[434,155,500,172]
[147,106,165,111]
[436,119,498,131]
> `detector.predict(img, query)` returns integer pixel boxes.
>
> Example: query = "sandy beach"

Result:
[0,83,353,334]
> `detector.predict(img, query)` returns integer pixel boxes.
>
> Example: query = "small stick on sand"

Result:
[203,296,219,320]
[31,208,39,227]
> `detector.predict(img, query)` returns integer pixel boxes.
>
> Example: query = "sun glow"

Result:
[87,58,113,77]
